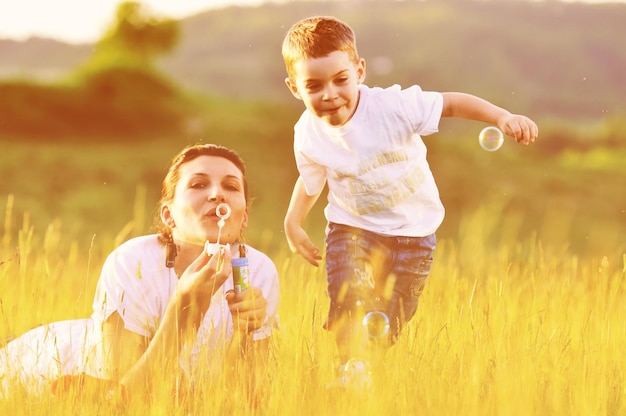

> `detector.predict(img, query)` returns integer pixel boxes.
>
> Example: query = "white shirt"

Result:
[90,235,280,369]
[0,235,279,396]
[293,84,445,236]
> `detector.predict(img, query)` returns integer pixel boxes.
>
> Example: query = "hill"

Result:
[0,67,196,139]
[0,0,623,263]
[1,0,625,122]
[0,37,91,80]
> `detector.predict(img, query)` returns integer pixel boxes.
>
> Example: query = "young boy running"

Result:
[281,15,538,388]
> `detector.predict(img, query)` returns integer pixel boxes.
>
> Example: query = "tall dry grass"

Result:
[0,195,624,415]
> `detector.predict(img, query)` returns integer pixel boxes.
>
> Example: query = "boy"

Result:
[281,16,538,388]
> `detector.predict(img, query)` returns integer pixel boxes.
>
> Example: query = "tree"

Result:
[92,1,180,68]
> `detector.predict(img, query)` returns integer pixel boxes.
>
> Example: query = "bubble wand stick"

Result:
[208,203,249,292]
[215,203,231,245]
[204,203,231,271]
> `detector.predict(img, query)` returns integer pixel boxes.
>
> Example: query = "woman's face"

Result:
[162,155,248,246]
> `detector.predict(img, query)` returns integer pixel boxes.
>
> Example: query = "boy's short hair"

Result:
[282,16,359,80]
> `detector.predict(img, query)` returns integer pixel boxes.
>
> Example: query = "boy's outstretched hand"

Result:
[285,223,323,267]
[441,92,539,145]
[497,113,538,145]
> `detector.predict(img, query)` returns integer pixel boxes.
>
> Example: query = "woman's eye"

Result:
[224,183,241,192]
[190,182,206,189]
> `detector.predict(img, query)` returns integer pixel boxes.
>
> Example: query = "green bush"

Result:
[0,68,190,140]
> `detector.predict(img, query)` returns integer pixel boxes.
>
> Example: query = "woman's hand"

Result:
[177,246,232,314]
[225,286,268,334]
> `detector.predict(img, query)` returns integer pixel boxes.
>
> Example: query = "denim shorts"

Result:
[324,222,436,341]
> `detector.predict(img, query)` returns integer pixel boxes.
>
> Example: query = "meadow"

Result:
[1,111,625,414]
[1,1,625,412]
[0,188,624,415]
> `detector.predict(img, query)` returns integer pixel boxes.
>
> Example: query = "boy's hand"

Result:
[285,223,322,267]
[497,114,538,145]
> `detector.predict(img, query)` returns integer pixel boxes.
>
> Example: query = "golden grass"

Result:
[1,196,624,415]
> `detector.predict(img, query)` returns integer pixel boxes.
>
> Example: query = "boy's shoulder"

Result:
[359,84,443,117]
[359,83,401,95]
[360,83,425,99]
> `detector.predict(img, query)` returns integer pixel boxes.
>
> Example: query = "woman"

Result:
[0,144,279,400]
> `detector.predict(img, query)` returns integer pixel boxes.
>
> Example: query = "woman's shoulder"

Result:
[243,245,277,270]
[243,244,271,260]
[100,235,170,288]
[115,234,161,250]
[105,235,163,264]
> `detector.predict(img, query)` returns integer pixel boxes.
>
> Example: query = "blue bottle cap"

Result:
[232,257,248,267]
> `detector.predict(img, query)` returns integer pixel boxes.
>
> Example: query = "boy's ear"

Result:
[285,77,302,100]
[356,58,367,84]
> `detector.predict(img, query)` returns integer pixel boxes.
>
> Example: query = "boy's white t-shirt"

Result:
[293,84,446,237]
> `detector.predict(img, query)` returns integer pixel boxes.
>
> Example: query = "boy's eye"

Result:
[335,77,348,84]
[306,83,322,92]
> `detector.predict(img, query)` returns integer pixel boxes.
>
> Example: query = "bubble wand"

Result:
[204,203,231,271]
[205,203,249,293]
[215,203,231,245]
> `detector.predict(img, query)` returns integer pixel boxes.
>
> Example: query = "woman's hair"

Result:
[282,16,359,81]
[155,144,248,245]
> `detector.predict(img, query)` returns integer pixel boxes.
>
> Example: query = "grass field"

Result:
[2,22,625,412]
[1,195,624,415]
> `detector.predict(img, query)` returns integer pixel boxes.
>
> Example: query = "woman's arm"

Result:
[102,247,232,397]
[101,312,149,382]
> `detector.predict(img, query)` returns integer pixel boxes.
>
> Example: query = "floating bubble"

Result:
[362,311,390,340]
[478,126,504,152]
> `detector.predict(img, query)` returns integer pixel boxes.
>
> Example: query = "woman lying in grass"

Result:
[0,144,279,403]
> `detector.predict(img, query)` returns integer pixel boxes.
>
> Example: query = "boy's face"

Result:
[285,50,366,127]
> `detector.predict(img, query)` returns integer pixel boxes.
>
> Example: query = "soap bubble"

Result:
[478,126,504,151]
[362,311,390,339]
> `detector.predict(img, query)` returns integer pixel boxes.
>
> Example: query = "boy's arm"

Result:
[284,176,324,267]
[441,92,538,145]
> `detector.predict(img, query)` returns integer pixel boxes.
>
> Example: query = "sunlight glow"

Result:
[0,0,271,43]
[0,0,623,43]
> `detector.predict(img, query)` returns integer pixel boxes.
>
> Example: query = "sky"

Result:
[0,0,275,44]
[0,0,623,44]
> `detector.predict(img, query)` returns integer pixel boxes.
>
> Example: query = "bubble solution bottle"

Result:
[232,249,250,294]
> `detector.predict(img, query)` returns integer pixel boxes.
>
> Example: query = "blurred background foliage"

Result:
[0,0,624,263]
